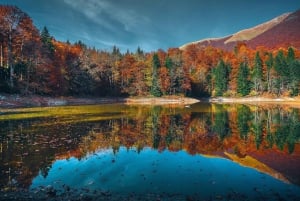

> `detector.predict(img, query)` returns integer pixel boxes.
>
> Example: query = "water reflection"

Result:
[30,147,300,200]
[0,103,300,199]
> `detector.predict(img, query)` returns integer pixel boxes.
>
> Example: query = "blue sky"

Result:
[0,0,299,52]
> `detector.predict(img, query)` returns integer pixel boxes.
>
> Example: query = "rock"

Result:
[45,185,56,197]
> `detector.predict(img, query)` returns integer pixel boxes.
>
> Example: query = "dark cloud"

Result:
[0,0,299,52]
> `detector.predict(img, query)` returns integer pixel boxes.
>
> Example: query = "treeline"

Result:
[1,5,300,97]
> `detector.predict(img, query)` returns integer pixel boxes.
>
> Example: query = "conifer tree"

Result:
[41,26,55,56]
[213,59,230,96]
[151,53,162,97]
[237,61,250,96]
[287,47,300,96]
[265,52,274,93]
[252,52,263,93]
[274,50,288,94]
[165,56,174,94]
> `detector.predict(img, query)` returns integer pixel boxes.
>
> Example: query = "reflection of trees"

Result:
[152,106,161,149]
[1,104,300,191]
[0,118,93,190]
[251,107,264,149]
[272,109,300,153]
[212,104,231,141]
[237,105,252,140]
[259,107,300,154]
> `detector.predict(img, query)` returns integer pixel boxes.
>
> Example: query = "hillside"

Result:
[180,9,300,51]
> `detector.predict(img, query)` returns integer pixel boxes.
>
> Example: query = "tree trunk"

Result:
[0,44,3,67]
[8,32,14,89]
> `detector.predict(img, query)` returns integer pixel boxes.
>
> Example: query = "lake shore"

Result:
[208,96,300,107]
[125,97,200,105]
[1,93,300,108]
[0,94,200,108]
[209,96,300,103]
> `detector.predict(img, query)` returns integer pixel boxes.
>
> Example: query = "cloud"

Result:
[63,0,114,31]
[63,0,150,33]
[62,0,157,51]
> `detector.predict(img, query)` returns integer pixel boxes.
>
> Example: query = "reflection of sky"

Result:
[31,147,300,199]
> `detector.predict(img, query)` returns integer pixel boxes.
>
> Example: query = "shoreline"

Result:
[209,96,300,103]
[125,97,200,105]
[1,94,300,108]
[208,96,300,107]
[0,94,200,108]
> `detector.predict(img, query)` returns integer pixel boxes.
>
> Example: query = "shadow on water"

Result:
[0,103,300,200]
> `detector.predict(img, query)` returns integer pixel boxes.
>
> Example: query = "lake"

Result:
[0,103,300,200]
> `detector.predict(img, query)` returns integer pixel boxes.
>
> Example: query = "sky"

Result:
[0,0,299,52]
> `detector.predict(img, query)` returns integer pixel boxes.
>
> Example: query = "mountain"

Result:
[180,9,300,51]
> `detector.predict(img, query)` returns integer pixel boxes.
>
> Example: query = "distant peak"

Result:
[179,36,229,50]
[179,9,300,51]
[224,12,290,44]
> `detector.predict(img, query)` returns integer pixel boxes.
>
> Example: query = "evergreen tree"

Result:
[286,47,300,96]
[289,60,300,96]
[252,52,263,93]
[41,26,55,56]
[237,61,250,96]
[274,50,288,94]
[265,52,274,93]
[165,56,175,94]
[213,59,230,96]
[152,53,160,68]
[151,53,162,97]
[165,57,173,70]
[287,47,295,63]
[135,46,144,60]
[136,46,143,56]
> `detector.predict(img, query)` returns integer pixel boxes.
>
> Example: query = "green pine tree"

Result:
[151,53,162,97]
[213,59,231,96]
[265,52,274,93]
[165,56,175,95]
[237,61,250,96]
[41,26,55,55]
[274,50,288,94]
[286,47,300,96]
[252,52,263,93]
[287,47,295,64]
[289,60,300,96]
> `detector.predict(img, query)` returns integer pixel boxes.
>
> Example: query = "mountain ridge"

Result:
[180,9,300,51]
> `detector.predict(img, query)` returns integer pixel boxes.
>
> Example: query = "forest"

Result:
[1,5,300,98]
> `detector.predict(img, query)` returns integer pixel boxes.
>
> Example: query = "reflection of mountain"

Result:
[248,147,300,187]
[224,152,290,184]
[0,103,300,191]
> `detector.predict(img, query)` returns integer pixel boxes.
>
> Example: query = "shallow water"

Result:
[1,103,300,200]
[30,147,300,200]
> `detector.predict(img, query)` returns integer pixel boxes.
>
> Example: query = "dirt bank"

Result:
[0,94,200,108]
[208,96,300,108]
[125,97,200,105]
[2,93,300,109]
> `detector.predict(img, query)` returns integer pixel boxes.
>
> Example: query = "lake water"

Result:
[0,103,300,200]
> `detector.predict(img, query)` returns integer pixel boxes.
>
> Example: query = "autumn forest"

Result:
[1,5,300,98]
